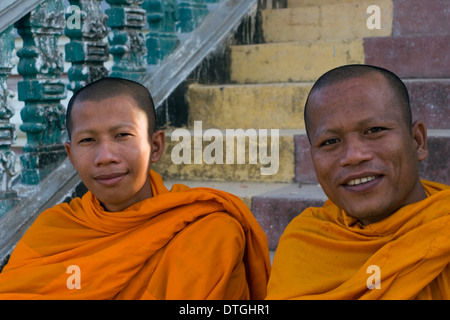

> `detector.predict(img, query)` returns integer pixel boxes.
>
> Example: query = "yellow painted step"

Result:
[230,39,364,84]
[261,0,393,43]
[187,82,313,129]
[152,129,304,183]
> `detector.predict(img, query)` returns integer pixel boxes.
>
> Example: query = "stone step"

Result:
[418,130,450,185]
[162,178,327,251]
[161,179,303,210]
[392,0,450,36]
[187,80,449,130]
[153,129,301,183]
[294,130,450,186]
[406,79,450,129]
[261,0,392,43]
[187,82,312,129]
[364,34,450,79]
[230,39,364,84]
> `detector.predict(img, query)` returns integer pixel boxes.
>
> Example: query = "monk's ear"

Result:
[65,141,75,166]
[150,130,165,163]
[411,121,428,162]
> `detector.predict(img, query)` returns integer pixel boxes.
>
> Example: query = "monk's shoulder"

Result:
[191,212,244,237]
[172,212,245,250]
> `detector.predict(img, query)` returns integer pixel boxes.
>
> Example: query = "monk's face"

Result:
[307,73,428,225]
[65,95,164,212]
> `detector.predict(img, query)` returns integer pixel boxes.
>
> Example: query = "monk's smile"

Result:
[340,173,384,193]
[94,171,129,187]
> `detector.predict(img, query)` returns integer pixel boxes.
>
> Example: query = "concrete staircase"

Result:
[154,0,449,251]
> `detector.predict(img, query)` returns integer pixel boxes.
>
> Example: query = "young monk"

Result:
[0,77,270,299]
[267,64,450,300]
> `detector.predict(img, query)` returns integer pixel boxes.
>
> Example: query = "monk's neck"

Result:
[359,181,427,226]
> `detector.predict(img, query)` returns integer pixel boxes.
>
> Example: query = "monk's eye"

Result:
[320,137,340,147]
[79,137,94,144]
[115,133,132,139]
[365,127,387,134]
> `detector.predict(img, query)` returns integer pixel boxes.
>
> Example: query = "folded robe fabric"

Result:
[267,180,450,300]
[0,170,270,299]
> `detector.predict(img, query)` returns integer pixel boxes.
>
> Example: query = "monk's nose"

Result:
[94,140,120,166]
[339,136,372,167]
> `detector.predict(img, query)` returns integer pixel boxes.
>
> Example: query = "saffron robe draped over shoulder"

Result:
[0,170,270,299]
[267,180,450,300]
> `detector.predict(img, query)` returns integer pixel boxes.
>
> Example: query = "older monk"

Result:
[267,64,449,300]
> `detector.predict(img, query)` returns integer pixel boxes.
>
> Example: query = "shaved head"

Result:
[66,77,157,140]
[304,64,412,142]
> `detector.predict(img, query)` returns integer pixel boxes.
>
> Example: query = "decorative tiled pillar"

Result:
[0,26,19,216]
[65,0,110,92]
[177,0,208,33]
[15,0,67,185]
[106,0,147,80]
[144,0,180,65]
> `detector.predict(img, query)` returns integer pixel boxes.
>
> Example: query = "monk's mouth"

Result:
[94,172,128,186]
[341,175,383,193]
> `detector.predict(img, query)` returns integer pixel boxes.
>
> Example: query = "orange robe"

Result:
[267,180,450,300]
[0,170,270,299]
